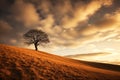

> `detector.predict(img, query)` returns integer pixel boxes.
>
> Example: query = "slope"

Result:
[0,44,120,80]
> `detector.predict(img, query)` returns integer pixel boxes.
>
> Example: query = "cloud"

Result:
[66,52,111,58]
[95,10,120,31]
[78,8,120,43]
[11,0,39,27]
[80,25,98,36]
[1,0,120,49]
[38,14,55,35]
[0,20,12,35]
[100,0,113,6]
[61,0,113,29]
[0,20,14,44]
[34,0,114,47]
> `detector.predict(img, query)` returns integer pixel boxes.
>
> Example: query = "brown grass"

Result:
[0,44,120,80]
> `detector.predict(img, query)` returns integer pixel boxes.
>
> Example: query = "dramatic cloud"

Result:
[95,9,120,31]
[0,0,120,49]
[79,9,120,44]
[11,0,39,27]
[1,0,120,66]
[61,0,112,29]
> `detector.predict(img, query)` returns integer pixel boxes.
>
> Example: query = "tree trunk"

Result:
[34,43,38,51]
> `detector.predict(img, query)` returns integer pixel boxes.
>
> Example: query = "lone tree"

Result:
[23,29,50,51]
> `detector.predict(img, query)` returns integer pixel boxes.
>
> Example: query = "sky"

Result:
[0,0,120,65]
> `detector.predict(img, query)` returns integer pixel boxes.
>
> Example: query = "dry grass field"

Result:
[0,44,120,80]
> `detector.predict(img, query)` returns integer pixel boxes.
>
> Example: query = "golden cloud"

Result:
[1,0,119,48]
[61,0,113,29]
[95,10,120,32]
[11,0,39,26]
[81,8,120,35]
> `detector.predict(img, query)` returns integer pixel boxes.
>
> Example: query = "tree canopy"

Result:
[23,29,49,51]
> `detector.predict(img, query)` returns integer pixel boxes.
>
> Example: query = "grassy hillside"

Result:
[0,44,120,80]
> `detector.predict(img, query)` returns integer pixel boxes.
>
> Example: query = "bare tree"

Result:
[23,29,50,51]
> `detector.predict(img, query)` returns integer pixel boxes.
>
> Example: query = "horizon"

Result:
[0,0,120,65]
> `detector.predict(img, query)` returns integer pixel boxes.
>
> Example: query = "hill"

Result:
[0,44,120,80]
